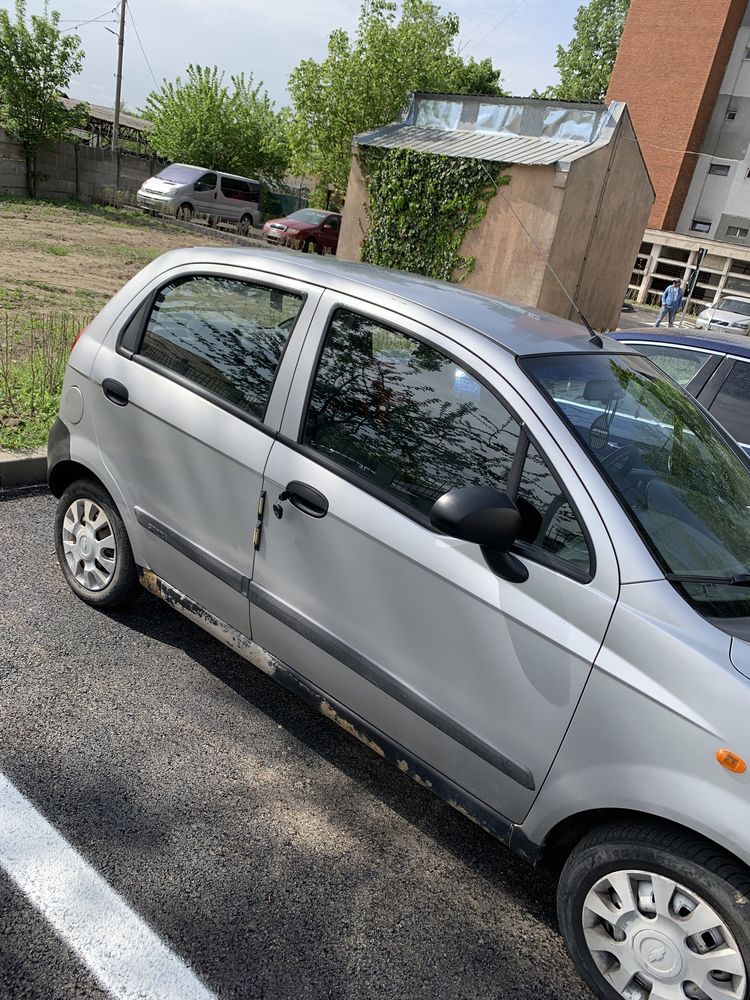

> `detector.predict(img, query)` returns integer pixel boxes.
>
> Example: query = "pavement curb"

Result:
[0,449,47,494]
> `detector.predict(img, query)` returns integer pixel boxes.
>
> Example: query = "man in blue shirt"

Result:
[655,280,684,327]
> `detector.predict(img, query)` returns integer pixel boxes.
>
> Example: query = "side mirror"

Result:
[430,486,528,583]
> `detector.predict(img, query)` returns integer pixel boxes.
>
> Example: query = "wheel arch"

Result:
[48,459,106,498]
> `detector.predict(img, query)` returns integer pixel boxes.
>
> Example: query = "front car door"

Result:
[191,171,218,215]
[250,292,619,823]
[90,263,322,635]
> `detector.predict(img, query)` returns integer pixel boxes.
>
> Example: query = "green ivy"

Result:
[358,147,509,282]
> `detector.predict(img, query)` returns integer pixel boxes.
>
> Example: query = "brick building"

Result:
[608,0,749,242]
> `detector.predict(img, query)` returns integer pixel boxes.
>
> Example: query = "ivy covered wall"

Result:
[358,147,509,283]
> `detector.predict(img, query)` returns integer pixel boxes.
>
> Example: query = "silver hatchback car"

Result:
[49,249,750,1000]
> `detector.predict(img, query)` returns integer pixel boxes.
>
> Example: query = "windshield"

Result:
[717,298,750,317]
[523,352,750,618]
[155,165,202,186]
[287,209,331,224]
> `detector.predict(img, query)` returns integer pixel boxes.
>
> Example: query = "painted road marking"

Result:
[0,771,216,999]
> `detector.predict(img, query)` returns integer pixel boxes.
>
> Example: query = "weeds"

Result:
[0,313,87,451]
[43,245,69,256]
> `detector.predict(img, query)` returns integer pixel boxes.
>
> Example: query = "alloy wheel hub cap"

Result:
[632,928,682,980]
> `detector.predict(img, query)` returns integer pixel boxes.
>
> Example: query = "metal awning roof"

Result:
[355,123,594,165]
[60,97,152,133]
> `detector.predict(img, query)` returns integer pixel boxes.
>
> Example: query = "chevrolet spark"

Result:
[49,248,750,1000]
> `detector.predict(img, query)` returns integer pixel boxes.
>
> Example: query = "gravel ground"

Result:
[0,491,592,1000]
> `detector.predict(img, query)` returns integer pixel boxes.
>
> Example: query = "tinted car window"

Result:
[303,309,520,516]
[516,442,591,576]
[139,275,304,419]
[710,360,750,444]
[220,177,253,201]
[634,344,713,387]
[194,172,217,192]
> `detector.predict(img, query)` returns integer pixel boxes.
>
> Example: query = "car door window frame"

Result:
[114,266,319,435]
[286,301,595,582]
[706,356,750,448]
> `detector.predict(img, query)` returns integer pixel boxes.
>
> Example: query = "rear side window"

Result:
[221,178,255,201]
[710,360,750,445]
[139,275,304,420]
[302,309,521,516]
[633,344,713,387]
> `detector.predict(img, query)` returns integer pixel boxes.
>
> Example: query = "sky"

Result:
[23,0,583,114]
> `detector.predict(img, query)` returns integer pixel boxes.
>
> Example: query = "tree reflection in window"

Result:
[303,309,521,515]
[140,276,303,419]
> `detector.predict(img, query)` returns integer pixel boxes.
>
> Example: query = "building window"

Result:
[727,225,749,238]
[691,220,712,233]
[727,108,738,121]
[709,163,731,176]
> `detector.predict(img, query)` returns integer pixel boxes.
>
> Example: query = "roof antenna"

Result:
[479,164,604,348]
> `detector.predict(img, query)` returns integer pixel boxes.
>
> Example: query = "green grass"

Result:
[0,312,87,451]
[43,245,70,256]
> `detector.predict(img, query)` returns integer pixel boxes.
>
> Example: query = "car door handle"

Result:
[279,481,329,518]
[102,378,129,406]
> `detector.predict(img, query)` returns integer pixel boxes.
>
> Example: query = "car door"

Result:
[318,215,340,253]
[191,171,218,216]
[90,264,322,635]
[250,293,619,822]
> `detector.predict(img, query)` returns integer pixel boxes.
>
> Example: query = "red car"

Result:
[263,209,341,254]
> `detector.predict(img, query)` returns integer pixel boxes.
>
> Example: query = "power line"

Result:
[61,6,118,33]
[462,0,530,58]
[126,2,159,89]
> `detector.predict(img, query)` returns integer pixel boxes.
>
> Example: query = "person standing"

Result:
[655,280,684,327]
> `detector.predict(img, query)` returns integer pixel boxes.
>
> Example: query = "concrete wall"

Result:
[607,0,747,231]
[0,128,158,202]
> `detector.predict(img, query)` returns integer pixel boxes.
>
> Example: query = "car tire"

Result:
[557,821,750,1000]
[239,213,252,235]
[177,203,194,221]
[55,478,141,610]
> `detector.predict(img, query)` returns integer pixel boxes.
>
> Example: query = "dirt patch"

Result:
[0,198,229,318]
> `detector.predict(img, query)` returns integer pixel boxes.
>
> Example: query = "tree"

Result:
[0,0,87,198]
[544,0,630,102]
[144,65,289,185]
[287,0,504,195]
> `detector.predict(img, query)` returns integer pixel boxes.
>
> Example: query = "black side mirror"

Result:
[430,486,529,583]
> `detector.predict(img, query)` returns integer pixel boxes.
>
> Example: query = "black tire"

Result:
[55,478,141,610]
[177,203,194,221]
[239,213,252,235]
[558,821,750,1000]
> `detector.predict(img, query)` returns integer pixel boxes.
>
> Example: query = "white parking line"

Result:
[0,771,216,1000]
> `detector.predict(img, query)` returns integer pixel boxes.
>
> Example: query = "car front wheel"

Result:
[54,478,141,609]
[558,822,750,1000]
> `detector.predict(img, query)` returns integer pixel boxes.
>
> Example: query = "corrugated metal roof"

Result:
[60,97,152,132]
[355,122,592,165]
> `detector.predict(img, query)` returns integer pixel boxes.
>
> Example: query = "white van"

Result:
[136,164,261,232]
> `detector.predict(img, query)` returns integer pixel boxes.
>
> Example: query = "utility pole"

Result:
[112,0,126,195]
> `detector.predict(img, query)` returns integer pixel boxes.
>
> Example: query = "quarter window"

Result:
[139,275,304,419]
[302,309,521,516]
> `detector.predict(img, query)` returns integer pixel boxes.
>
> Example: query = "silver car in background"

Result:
[136,163,261,231]
[695,295,750,333]
[49,249,750,1000]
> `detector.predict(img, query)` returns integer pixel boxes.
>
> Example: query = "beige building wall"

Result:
[337,107,654,331]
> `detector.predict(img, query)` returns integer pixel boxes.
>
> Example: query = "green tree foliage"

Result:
[544,0,630,102]
[0,0,87,197]
[144,65,289,185]
[287,0,504,195]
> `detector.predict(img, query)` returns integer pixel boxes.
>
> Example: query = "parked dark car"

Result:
[612,328,750,454]
[262,209,341,254]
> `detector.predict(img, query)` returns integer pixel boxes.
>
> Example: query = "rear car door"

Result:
[90,264,322,635]
[250,293,619,822]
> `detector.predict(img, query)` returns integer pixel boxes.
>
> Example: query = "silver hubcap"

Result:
[62,498,117,592]
[583,869,746,1000]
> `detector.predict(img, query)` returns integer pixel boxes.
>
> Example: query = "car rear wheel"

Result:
[558,822,750,1000]
[239,213,253,235]
[55,479,141,609]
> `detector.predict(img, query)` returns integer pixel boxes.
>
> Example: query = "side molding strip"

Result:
[133,510,535,792]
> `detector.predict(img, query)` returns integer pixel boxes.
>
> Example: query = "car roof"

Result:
[611,328,750,360]
[168,164,260,183]
[155,246,634,358]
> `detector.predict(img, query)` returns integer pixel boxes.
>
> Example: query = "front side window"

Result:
[139,275,304,419]
[710,361,750,445]
[632,344,713,386]
[303,310,521,516]
[524,352,750,618]
[194,172,217,192]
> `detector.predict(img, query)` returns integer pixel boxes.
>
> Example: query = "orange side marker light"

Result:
[716,749,747,774]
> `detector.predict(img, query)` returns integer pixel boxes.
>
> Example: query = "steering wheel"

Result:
[599,443,641,478]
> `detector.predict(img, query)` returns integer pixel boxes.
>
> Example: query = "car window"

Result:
[220,177,252,201]
[302,309,521,516]
[516,442,591,576]
[710,360,750,445]
[325,216,341,231]
[194,172,217,192]
[139,275,304,420]
[632,344,713,386]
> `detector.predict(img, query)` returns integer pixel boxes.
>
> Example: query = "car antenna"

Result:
[480,164,604,348]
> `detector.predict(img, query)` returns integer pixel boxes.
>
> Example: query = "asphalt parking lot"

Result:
[0,491,592,1000]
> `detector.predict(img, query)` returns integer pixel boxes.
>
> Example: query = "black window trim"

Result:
[705,356,750,447]
[292,304,596,583]
[618,339,723,395]
[115,271,308,428]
